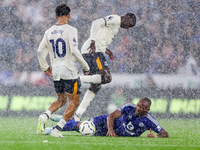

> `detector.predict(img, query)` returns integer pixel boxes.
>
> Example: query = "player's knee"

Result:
[89,84,101,94]
[57,96,67,107]
[98,69,112,84]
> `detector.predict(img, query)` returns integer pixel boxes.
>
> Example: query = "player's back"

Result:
[44,24,79,80]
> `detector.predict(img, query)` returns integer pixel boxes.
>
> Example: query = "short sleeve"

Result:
[69,28,79,53]
[104,15,121,27]
[146,114,163,133]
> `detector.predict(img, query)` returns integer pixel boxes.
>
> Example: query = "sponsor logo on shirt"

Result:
[123,122,135,135]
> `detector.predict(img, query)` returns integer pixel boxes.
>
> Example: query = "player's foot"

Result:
[37,115,46,135]
[44,127,53,135]
[50,114,62,122]
[73,113,81,121]
[50,130,64,138]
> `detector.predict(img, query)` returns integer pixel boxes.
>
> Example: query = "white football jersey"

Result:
[38,24,90,81]
[81,14,121,54]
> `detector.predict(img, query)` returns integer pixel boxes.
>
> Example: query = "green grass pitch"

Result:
[0,117,199,150]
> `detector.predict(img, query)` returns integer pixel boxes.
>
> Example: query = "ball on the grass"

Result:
[79,121,96,136]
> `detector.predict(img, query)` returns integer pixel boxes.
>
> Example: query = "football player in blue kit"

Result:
[45,98,169,138]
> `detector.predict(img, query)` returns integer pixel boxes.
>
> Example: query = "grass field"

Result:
[0,117,199,150]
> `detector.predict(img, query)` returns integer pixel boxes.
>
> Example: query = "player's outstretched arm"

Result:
[106,109,122,137]
[105,48,114,60]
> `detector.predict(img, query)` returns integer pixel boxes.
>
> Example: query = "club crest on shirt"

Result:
[139,122,144,127]
[73,37,76,43]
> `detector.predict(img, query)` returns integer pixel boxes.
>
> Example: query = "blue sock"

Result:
[57,119,79,132]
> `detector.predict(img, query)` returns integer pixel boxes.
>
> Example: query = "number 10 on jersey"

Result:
[50,38,66,58]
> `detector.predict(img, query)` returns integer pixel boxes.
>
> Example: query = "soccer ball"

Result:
[79,121,96,136]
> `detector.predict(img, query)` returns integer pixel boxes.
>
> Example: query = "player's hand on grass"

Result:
[44,67,53,78]
[146,128,158,138]
[88,40,96,56]
[106,130,118,137]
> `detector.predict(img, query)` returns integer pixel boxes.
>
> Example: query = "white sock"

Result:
[76,90,96,117]
[41,110,51,121]
[45,110,51,117]
[80,75,101,84]
[55,118,67,131]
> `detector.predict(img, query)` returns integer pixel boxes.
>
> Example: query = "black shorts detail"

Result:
[54,78,81,94]
[82,52,109,75]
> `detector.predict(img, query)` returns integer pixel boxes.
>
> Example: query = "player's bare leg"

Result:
[51,93,80,138]
[75,68,112,121]
[37,93,67,135]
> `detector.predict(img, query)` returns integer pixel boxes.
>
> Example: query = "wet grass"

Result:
[0,118,199,150]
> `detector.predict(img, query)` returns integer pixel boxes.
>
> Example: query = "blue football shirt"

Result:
[90,103,163,137]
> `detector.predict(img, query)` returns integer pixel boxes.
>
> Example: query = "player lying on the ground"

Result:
[44,98,169,138]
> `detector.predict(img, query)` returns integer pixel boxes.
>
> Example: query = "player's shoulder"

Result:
[66,24,77,31]
[146,113,159,126]
[118,103,136,111]
[105,14,120,20]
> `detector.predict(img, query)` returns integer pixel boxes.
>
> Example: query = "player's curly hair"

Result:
[55,4,70,17]
[126,13,136,26]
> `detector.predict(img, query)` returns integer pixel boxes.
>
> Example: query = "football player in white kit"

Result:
[37,4,90,138]
[74,13,136,121]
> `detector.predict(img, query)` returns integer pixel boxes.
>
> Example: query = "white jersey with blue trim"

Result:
[81,14,121,54]
[38,24,89,81]
[115,103,163,136]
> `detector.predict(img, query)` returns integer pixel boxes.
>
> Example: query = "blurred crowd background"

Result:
[0,0,200,86]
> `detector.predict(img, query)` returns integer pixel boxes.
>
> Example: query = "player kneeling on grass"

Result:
[45,98,169,138]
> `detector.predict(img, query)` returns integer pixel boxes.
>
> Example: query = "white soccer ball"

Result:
[79,121,96,136]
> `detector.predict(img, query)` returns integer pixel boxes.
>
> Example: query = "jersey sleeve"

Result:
[37,32,50,72]
[69,29,90,71]
[89,18,105,41]
[104,15,120,27]
[146,114,163,133]
[118,103,136,115]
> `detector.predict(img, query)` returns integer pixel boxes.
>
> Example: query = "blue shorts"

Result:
[82,52,109,75]
[54,78,81,94]
[89,114,109,136]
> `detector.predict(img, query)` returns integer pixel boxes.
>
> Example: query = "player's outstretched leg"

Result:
[37,110,51,135]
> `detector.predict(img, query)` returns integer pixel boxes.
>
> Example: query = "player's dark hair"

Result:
[55,4,70,17]
[141,97,151,107]
[126,13,136,26]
